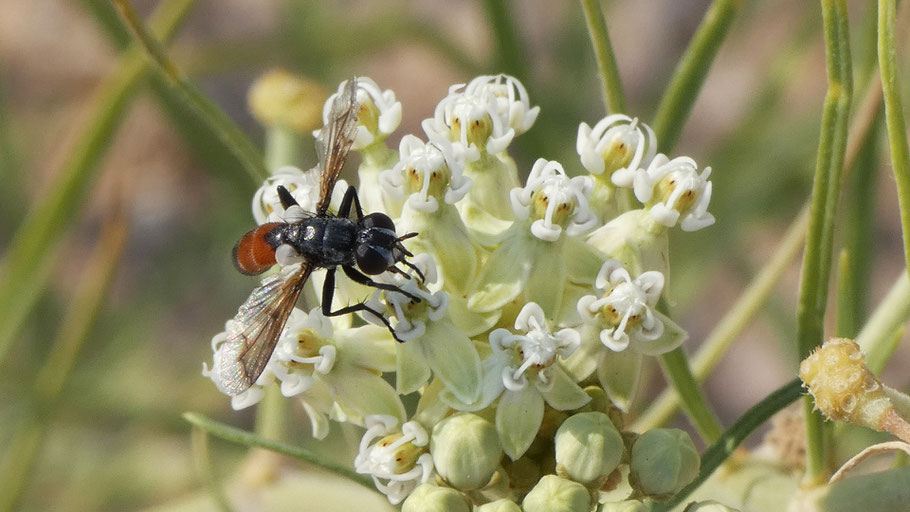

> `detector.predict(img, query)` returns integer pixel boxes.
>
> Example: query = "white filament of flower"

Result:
[577,114,656,180]
[491,304,580,391]
[355,416,433,505]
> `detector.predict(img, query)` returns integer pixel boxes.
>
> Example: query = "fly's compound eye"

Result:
[361,212,395,231]
[356,244,392,275]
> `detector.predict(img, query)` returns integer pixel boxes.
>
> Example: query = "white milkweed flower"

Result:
[577,114,656,181]
[422,84,516,161]
[355,415,434,505]
[462,74,540,136]
[577,260,665,352]
[442,303,590,460]
[632,154,715,231]
[380,136,480,295]
[364,254,482,405]
[564,260,686,411]
[204,303,405,438]
[251,166,348,224]
[469,159,599,317]
[510,158,598,242]
[320,77,402,150]
[380,135,471,212]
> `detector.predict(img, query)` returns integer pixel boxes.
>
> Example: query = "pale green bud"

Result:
[682,500,740,512]
[247,69,327,134]
[555,412,624,485]
[522,475,591,512]
[401,483,470,512]
[475,498,523,512]
[599,500,651,512]
[630,428,699,499]
[431,413,503,490]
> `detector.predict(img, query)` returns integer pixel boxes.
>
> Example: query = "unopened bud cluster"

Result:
[206,72,715,508]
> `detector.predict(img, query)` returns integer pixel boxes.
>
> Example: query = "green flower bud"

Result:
[599,500,651,512]
[430,413,503,490]
[522,475,591,512]
[682,500,740,512]
[401,483,470,512]
[475,498,523,512]
[630,428,699,499]
[247,69,327,134]
[555,412,624,485]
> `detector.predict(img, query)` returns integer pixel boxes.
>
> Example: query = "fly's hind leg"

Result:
[321,267,406,343]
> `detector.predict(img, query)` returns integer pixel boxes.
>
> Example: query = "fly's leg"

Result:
[322,267,406,343]
[276,185,299,209]
[337,185,364,220]
[342,265,422,303]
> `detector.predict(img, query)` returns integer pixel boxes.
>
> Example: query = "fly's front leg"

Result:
[342,265,422,303]
[322,266,406,342]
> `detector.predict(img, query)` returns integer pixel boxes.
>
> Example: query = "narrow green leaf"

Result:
[0,214,129,512]
[182,412,375,489]
[112,0,269,184]
[798,0,853,484]
[579,0,626,114]
[879,0,910,278]
[652,379,803,512]
[652,0,744,152]
[0,0,196,366]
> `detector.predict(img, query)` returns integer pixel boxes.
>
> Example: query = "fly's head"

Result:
[355,213,423,281]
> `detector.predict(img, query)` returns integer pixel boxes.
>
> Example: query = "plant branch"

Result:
[580,0,626,114]
[183,413,375,490]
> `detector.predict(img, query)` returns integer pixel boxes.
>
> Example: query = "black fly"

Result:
[215,78,422,396]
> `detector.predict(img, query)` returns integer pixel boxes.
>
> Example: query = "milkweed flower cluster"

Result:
[205,74,715,508]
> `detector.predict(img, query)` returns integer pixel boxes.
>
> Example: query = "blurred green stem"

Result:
[856,271,910,375]
[799,0,852,485]
[192,427,236,512]
[0,0,195,367]
[481,0,528,80]
[652,0,744,152]
[112,0,268,184]
[879,0,910,277]
[653,379,804,512]
[0,214,129,512]
[634,205,808,433]
[183,413,375,489]
[580,0,626,114]
[265,126,302,172]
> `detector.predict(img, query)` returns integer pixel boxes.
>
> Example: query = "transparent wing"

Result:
[316,78,360,214]
[223,264,312,394]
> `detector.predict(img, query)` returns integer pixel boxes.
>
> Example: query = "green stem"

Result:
[879,0,910,277]
[112,0,268,184]
[0,0,195,366]
[856,272,910,375]
[799,0,852,485]
[264,126,303,173]
[183,413,375,489]
[481,0,528,79]
[634,205,808,432]
[579,0,626,114]
[652,0,744,152]
[192,427,236,512]
[657,348,723,443]
[652,378,804,512]
[0,215,129,512]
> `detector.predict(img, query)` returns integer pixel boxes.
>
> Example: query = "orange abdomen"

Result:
[232,222,283,275]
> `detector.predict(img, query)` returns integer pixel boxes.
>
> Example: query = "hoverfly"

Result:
[213,79,423,396]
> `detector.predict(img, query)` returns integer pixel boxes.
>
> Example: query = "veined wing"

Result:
[316,78,360,214]
[214,263,313,396]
